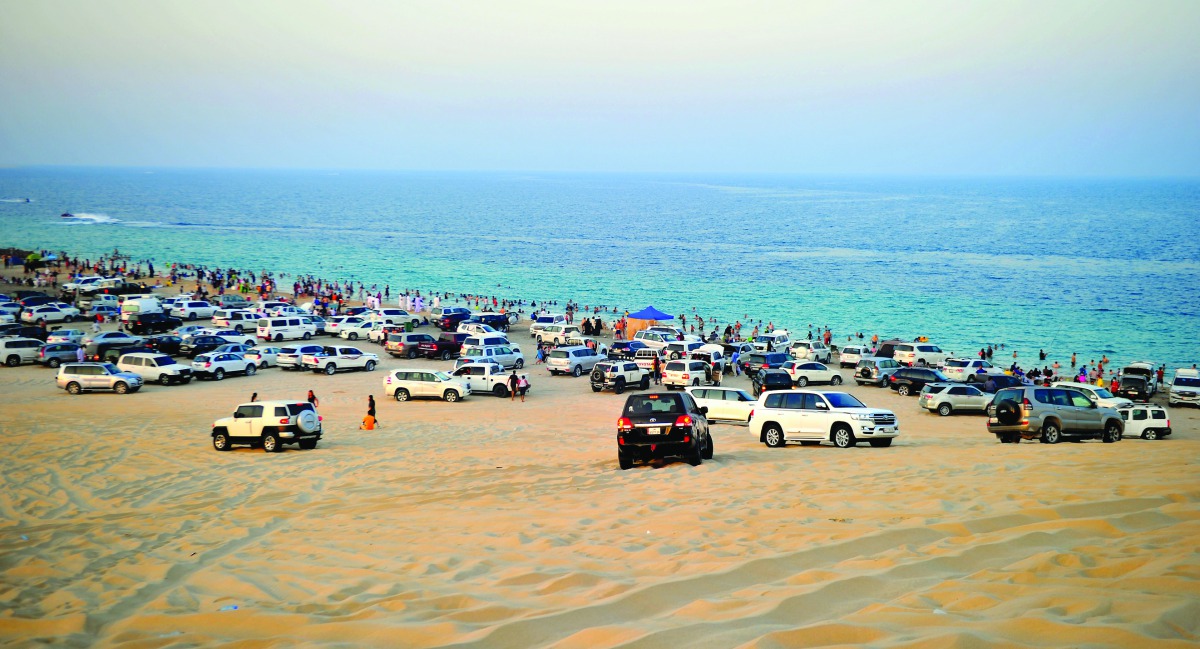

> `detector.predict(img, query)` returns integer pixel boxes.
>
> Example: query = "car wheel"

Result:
[831,375,843,385]
[1143,430,1158,440]
[245,364,257,376]
[214,368,225,380]
[764,424,784,448]
[159,373,171,384]
[394,388,410,402]
[869,438,893,447]
[299,439,318,450]
[48,357,61,368]
[364,360,376,372]
[6,355,19,367]
[113,381,128,394]
[348,332,358,340]
[493,384,509,397]
[916,359,927,367]
[275,334,283,342]
[537,336,544,343]
[515,358,524,369]
[591,384,602,392]
[258,361,269,370]
[300,331,312,340]
[262,433,281,453]
[640,376,650,390]
[832,425,855,448]
[1102,421,1120,443]
[702,433,714,459]
[687,441,703,466]
[618,452,633,470]
[614,378,625,394]
[444,390,460,403]
[796,376,808,387]
[572,365,582,377]
[324,364,336,375]
[187,313,196,321]
[407,349,417,359]
[441,350,451,361]
[64,315,74,323]
[897,384,910,397]
[66,381,81,395]
[1040,422,1061,444]
[213,432,231,451]
[937,403,952,416]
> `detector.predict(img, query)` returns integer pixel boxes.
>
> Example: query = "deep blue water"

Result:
[1,167,1198,368]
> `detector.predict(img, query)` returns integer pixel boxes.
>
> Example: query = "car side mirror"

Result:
[233,412,243,419]
[699,406,708,414]
[1089,402,1097,408]
[815,402,828,410]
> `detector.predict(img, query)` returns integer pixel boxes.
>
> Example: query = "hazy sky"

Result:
[2,0,1197,175]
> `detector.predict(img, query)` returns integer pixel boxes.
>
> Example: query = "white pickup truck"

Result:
[451,361,530,397]
[302,345,379,375]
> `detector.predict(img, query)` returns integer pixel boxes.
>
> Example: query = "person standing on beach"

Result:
[730,350,740,376]
[307,390,319,408]
[652,355,662,385]
[1157,365,1165,389]
[367,395,378,426]
[250,392,258,403]
[517,374,529,402]
[507,370,519,401]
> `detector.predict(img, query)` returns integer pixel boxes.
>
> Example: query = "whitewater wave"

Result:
[1,198,33,203]
[61,212,120,224]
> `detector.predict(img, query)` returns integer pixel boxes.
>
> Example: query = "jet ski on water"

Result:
[61,212,75,218]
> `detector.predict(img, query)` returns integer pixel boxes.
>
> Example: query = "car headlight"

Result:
[851,413,873,421]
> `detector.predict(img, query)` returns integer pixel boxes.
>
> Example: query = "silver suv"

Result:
[986,386,1124,444]
[211,400,322,452]
[590,360,650,393]
[854,357,901,386]
[57,362,144,394]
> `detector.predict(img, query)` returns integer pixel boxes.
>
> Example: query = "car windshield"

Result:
[1174,377,1200,387]
[1091,388,1115,398]
[825,393,867,408]
[100,363,119,374]
[535,316,556,323]
[434,371,452,381]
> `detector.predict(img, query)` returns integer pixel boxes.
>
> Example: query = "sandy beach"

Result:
[1,277,1198,648]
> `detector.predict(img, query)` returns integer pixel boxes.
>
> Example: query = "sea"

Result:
[2,167,1198,369]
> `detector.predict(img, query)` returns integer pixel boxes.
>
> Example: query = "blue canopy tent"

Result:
[627,306,673,321]
[625,306,674,338]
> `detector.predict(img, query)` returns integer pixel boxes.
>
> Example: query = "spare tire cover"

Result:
[859,367,874,378]
[995,400,1021,426]
[297,409,319,433]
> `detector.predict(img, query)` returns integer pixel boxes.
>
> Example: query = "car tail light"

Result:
[618,436,625,445]
[617,417,633,431]
[682,435,690,443]
[674,415,693,427]
[682,373,690,380]
[318,416,323,421]
[749,409,755,419]
[1022,397,1032,410]
[279,418,289,424]
[205,362,212,368]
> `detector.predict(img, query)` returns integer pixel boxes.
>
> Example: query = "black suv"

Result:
[126,312,183,335]
[179,334,230,358]
[752,368,793,397]
[145,334,184,356]
[740,352,790,375]
[0,324,49,341]
[436,311,473,331]
[418,332,469,360]
[888,367,950,396]
[465,313,510,332]
[616,392,712,469]
[1117,375,1152,402]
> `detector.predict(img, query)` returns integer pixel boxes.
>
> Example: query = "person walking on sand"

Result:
[652,355,662,385]
[517,374,529,402]
[367,395,378,426]
[250,392,258,403]
[307,390,319,408]
[507,370,519,401]
[711,362,722,387]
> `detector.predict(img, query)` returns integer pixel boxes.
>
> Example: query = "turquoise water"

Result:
[1,167,1197,368]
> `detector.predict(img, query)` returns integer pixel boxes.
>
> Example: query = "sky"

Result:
[1,0,1198,175]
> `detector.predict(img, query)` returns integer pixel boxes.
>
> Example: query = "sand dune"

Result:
[1,317,1197,647]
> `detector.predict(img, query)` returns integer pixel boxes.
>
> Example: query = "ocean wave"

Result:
[1,198,34,203]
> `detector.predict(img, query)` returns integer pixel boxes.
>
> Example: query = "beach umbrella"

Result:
[627,306,673,320]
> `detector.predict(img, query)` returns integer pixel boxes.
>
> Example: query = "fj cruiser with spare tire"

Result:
[211,400,322,452]
[590,360,650,394]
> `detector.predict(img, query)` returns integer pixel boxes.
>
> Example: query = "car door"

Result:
[960,385,989,410]
[231,404,261,439]
[83,364,106,389]
[776,392,807,437]
[1065,389,1100,431]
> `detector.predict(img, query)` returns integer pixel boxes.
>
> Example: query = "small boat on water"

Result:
[61,212,75,218]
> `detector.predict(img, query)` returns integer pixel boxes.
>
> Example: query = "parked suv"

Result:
[1,337,45,366]
[126,312,183,335]
[1116,404,1172,440]
[751,368,794,397]
[616,392,713,469]
[749,390,899,448]
[663,359,712,390]
[893,343,950,368]
[855,357,901,387]
[38,342,83,368]
[57,362,144,394]
[383,369,471,402]
[986,386,1124,444]
[116,352,194,385]
[211,400,322,452]
[385,332,438,359]
[788,340,831,363]
[1049,382,1133,409]
[1168,368,1200,407]
[888,367,951,396]
[276,344,326,370]
[1116,375,1153,402]
[590,360,650,394]
[740,352,790,375]
[546,345,602,377]
[919,383,991,416]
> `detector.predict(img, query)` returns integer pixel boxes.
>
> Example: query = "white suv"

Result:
[663,359,712,389]
[893,343,949,368]
[752,331,791,352]
[191,352,257,380]
[942,358,1005,382]
[789,340,832,363]
[631,329,674,350]
[171,300,216,321]
[749,390,899,448]
[117,352,194,385]
[546,345,603,377]
[1,337,44,366]
[211,309,262,333]
[529,313,567,338]
[1168,368,1200,407]
[211,400,322,452]
[838,345,871,368]
[383,369,471,402]
[535,324,582,345]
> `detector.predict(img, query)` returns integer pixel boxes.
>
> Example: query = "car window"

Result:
[782,393,804,409]
[625,394,682,414]
[763,393,783,408]
[1132,409,1147,420]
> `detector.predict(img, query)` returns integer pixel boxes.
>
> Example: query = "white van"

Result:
[119,298,164,325]
[257,316,316,342]
[461,334,513,354]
